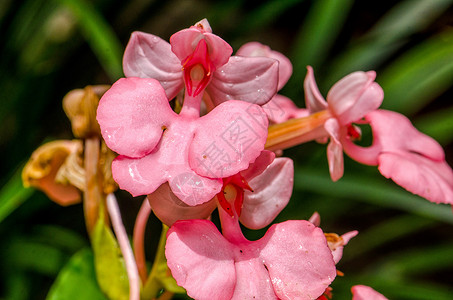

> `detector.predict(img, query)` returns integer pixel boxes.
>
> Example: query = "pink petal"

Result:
[327,71,383,125]
[96,78,177,158]
[207,56,279,106]
[189,100,268,178]
[352,285,388,300]
[324,118,344,181]
[167,219,336,300]
[331,230,358,264]
[240,150,275,181]
[344,110,453,203]
[240,157,294,229]
[304,66,328,113]
[123,32,184,100]
[112,145,222,205]
[147,183,217,226]
[170,28,232,69]
[237,41,293,90]
[258,220,337,299]
[262,94,309,124]
[231,258,278,299]
[378,152,453,204]
[166,220,237,300]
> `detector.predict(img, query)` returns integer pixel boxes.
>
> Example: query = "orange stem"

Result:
[265,110,332,151]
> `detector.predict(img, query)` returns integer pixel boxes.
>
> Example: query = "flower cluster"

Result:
[27,18,450,300]
[93,18,453,300]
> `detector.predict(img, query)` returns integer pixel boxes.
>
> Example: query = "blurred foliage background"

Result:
[1,0,453,299]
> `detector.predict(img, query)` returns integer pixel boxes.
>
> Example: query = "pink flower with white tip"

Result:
[304,67,453,204]
[165,203,336,300]
[97,77,268,206]
[304,66,384,181]
[123,19,279,106]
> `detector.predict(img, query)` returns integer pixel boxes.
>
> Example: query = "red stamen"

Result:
[182,39,214,97]
[347,124,361,140]
[216,174,252,217]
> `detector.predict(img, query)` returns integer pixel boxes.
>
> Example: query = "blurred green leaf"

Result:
[379,29,453,114]
[91,213,129,300]
[373,243,453,277]
[238,0,305,33]
[326,0,453,84]
[415,107,453,145]
[57,0,123,80]
[290,0,354,75]
[0,166,34,223]
[32,225,86,252]
[343,214,436,261]
[5,239,66,276]
[46,248,108,300]
[294,168,453,224]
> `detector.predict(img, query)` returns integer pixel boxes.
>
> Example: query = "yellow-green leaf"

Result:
[91,216,129,300]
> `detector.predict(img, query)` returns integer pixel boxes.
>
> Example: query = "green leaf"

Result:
[326,0,453,84]
[379,29,453,115]
[0,166,34,223]
[373,243,453,278]
[46,248,107,300]
[414,107,453,145]
[5,239,66,276]
[91,214,129,300]
[238,0,305,33]
[294,167,453,224]
[290,0,354,75]
[342,214,436,261]
[57,0,123,80]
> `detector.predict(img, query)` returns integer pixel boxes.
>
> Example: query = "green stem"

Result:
[141,225,170,300]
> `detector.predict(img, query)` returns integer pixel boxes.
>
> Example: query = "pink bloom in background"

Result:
[351,285,388,300]
[309,212,358,264]
[123,19,279,106]
[148,150,294,228]
[165,207,337,300]
[237,42,308,123]
[304,66,384,181]
[343,109,453,204]
[97,77,268,205]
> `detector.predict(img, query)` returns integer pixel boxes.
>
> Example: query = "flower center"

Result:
[216,173,252,217]
[182,39,214,97]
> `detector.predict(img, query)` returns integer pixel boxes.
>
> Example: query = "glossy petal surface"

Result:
[166,219,336,300]
[98,78,267,205]
[344,110,453,204]
[262,94,309,124]
[240,157,294,229]
[189,100,268,178]
[147,183,216,226]
[327,71,383,125]
[237,41,292,90]
[207,56,279,106]
[97,78,175,158]
[123,32,184,100]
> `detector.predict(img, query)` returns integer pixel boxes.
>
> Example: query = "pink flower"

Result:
[342,109,453,204]
[165,206,337,300]
[148,150,294,228]
[123,19,279,105]
[237,42,308,123]
[351,285,388,300]
[97,77,268,206]
[304,66,384,181]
